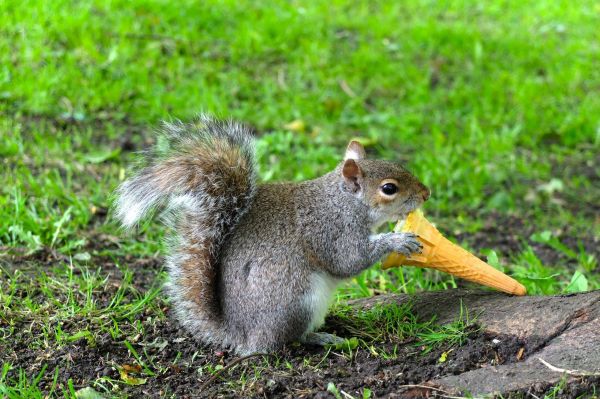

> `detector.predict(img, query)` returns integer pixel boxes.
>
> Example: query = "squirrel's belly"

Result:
[303,272,340,334]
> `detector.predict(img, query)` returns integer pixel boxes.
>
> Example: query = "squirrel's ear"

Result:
[342,159,363,193]
[344,140,366,161]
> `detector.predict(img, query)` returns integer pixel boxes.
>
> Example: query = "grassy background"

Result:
[1,0,599,396]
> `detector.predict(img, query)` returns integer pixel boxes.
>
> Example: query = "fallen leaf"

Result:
[516,347,525,361]
[74,252,91,261]
[283,119,305,133]
[117,364,146,386]
[122,364,142,373]
[439,351,448,363]
[438,349,453,363]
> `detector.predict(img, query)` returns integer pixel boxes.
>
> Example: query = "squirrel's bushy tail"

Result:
[114,114,256,346]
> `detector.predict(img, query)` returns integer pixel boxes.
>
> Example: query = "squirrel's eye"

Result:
[381,183,398,196]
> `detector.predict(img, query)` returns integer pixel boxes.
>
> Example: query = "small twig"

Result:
[538,357,600,377]
[0,246,28,254]
[397,384,451,395]
[340,390,355,399]
[338,79,375,111]
[199,353,273,392]
[397,384,482,399]
[277,69,288,90]
[339,80,357,98]
[107,32,181,43]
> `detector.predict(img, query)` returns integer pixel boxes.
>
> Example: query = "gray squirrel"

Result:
[115,114,430,355]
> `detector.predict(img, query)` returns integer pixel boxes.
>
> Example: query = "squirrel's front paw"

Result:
[389,232,423,256]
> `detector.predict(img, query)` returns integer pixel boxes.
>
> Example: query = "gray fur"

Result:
[114,115,430,355]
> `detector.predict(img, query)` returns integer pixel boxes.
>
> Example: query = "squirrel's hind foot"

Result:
[301,332,346,347]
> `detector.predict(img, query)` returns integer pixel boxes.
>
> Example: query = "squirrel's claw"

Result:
[390,232,423,256]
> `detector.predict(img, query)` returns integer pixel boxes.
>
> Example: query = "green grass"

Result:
[0,262,165,348]
[1,0,599,396]
[330,301,479,355]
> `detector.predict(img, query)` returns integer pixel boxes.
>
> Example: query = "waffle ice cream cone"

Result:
[382,210,526,296]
